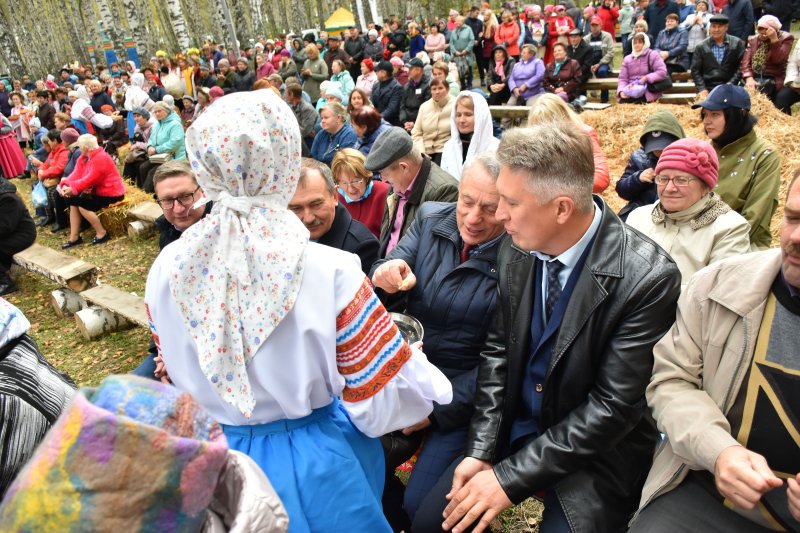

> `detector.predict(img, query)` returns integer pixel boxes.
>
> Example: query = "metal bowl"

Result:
[389,312,424,344]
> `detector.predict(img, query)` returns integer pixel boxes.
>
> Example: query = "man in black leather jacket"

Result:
[690,14,745,98]
[413,123,681,533]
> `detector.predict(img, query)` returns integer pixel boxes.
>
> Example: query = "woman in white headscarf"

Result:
[68,85,113,134]
[144,90,451,533]
[439,91,500,181]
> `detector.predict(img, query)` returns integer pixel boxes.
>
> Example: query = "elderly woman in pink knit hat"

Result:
[626,137,751,287]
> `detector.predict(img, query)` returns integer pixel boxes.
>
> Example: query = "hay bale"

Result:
[97,183,154,239]
[585,92,800,246]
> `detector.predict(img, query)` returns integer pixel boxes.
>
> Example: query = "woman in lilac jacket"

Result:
[617,32,668,103]
[507,43,546,105]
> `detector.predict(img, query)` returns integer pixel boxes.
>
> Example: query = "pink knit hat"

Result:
[655,138,719,188]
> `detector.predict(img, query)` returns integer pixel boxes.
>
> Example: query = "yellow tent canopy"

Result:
[324,7,356,35]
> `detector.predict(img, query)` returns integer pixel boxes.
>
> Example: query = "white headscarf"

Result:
[124,73,154,111]
[172,90,308,417]
[440,91,500,181]
[630,32,651,58]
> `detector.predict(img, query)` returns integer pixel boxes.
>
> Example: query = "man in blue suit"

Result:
[413,122,681,533]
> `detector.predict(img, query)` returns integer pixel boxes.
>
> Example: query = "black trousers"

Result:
[775,86,800,115]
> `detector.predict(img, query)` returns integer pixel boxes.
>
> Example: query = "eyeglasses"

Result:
[338,177,365,188]
[156,186,201,210]
[654,175,699,187]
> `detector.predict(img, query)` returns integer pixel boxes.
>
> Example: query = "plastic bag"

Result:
[32,181,48,208]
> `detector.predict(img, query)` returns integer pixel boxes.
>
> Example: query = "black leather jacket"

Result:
[466,199,681,532]
[690,34,745,92]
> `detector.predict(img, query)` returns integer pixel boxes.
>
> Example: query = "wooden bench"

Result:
[13,243,98,292]
[583,79,696,95]
[127,201,163,240]
[76,284,148,340]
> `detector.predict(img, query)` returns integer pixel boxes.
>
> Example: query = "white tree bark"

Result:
[121,0,147,52]
[251,0,266,37]
[50,289,88,319]
[367,0,381,26]
[166,0,191,51]
[0,6,26,76]
[75,306,133,340]
[354,0,368,31]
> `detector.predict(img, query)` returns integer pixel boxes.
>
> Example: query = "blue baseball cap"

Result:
[691,84,750,111]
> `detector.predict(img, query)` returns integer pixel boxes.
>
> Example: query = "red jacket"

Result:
[495,21,521,57]
[38,143,68,185]
[337,180,390,238]
[597,5,620,39]
[63,148,126,197]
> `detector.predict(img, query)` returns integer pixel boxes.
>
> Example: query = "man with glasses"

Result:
[131,160,211,380]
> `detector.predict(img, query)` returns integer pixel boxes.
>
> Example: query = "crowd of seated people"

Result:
[0,4,798,530]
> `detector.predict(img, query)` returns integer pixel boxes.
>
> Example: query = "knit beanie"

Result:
[655,138,719,189]
[60,128,80,146]
[362,57,374,71]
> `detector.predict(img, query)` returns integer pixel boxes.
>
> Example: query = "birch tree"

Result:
[251,0,267,37]
[0,5,25,76]
[165,0,191,50]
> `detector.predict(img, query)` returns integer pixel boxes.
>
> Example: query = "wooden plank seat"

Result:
[13,243,98,292]
[658,93,700,104]
[75,284,148,340]
[127,201,163,240]
[583,78,696,94]
[80,284,148,328]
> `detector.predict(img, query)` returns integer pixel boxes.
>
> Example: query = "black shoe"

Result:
[50,223,67,233]
[0,281,19,296]
[91,233,110,245]
[62,237,83,249]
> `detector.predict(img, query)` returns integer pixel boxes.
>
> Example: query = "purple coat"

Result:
[617,49,668,102]
[508,57,546,100]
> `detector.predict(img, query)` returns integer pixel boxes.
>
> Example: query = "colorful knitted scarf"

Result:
[0,375,229,532]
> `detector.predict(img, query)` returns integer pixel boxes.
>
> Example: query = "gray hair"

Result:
[462,152,501,184]
[521,43,536,56]
[300,158,336,194]
[77,133,99,152]
[321,101,348,121]
[497,123,594,213]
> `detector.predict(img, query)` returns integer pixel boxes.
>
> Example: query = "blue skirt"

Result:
[221,400,391,533]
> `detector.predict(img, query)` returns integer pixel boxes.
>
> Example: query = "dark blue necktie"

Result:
[545,260,565,321]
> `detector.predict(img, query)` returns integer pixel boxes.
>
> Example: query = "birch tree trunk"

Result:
[229,0,252,48]
[367,0,381,25]
[276,0,291,35]
[354,0,368,31]
[0,6,25,76]
[165,0,192,50]
[315,0,326,28]
[251,0,267,37]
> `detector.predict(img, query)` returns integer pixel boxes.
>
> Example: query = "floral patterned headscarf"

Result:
[174,90,308,417]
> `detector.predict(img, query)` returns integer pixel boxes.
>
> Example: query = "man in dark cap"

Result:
[371,60,404,126]
[195,64,218,89]
[690,14,745,98]
[567,28,593,86]
[365,127,459,257]
[324,34,352,75]
[400,58,431,132]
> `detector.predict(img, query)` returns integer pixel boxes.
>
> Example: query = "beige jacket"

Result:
[204,450,289,532]
[411,95,452,156]
[636,249,782,517]
[626,197,751,288]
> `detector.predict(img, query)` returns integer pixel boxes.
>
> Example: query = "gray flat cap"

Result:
[364,127,413,171]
